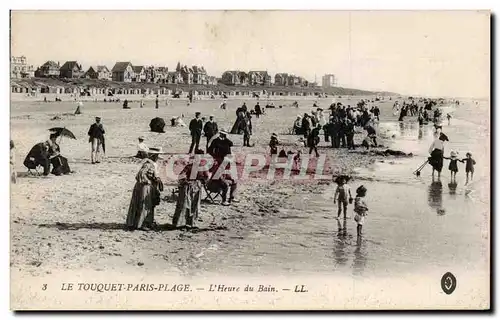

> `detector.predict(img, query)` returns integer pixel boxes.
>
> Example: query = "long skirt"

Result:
[172,180,202,228]
[126,182,155,229]
[51,155,71,175]
[429,149,444,172]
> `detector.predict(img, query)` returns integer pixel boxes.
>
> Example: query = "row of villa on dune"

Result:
[11,56,318,88]
[30,61,218,85]
[11,79,327,98]
[219,71,314,88]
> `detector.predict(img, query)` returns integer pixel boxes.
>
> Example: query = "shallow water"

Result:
[204,100,490,278]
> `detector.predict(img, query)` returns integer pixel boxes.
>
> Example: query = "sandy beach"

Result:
[10,95,400,277]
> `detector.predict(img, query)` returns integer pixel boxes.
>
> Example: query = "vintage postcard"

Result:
[9,10,490,310]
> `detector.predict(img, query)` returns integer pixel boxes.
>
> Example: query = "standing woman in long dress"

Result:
[126,151,163,231]
[172,151,209,230]
[428,132,449,178]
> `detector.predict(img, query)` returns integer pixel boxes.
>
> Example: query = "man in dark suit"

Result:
[189,112,203,154]
[88,116,105,164]
[203,115,218,152]
[254,102,262,118]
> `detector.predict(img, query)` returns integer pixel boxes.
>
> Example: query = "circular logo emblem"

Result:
[441,272,457,295]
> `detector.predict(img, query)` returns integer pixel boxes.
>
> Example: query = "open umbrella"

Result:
[49,127,77,139]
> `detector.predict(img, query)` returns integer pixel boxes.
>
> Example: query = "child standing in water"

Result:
[354,185,368,237]
[462,152,476,184]
[333,176,352,220]
[444,151,460,182]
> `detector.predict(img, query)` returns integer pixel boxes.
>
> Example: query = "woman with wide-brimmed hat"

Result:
[126,147,165,231]
[428,132,449,178]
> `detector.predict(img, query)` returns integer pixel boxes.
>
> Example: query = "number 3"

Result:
[42,284,47,291]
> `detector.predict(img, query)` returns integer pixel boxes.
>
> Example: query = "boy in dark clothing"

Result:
[462,152,476,184]
[307,126,320,157]
[345,119,356,150]
[269,133,279,155]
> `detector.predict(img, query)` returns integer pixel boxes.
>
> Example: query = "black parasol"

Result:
[439,133,449,142]
[49,127,77,139]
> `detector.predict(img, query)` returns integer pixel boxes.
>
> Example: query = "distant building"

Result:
[111,62,134,82]
[59,61,84,79]
[221,71,238,85]
[180,65,193,84]
[274,73,289,86]
[145,66,169,83]
[248,71,271,86]
[166,71,183,84]
[207,76,218,86]
[11,56,34,79]
[322,74,337,88]
[85,65,111,80]
[35,61,60,78]
[132,66,146,82]
[192,66,208,84]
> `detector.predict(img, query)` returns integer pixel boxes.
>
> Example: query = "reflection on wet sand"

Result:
[448,182,458,196]
[353,237,368,276]
[428,177,446,215]
[333,219,349,268]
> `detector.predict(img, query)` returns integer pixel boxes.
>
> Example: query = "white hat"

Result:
[450,151,458,158]
[219,130,229,135]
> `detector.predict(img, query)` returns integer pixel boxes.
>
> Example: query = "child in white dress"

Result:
[354,185,368,236]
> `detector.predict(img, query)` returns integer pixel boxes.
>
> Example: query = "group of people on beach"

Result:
[14,94,477,242]
[127,108,241,232]
[290,101,381,156]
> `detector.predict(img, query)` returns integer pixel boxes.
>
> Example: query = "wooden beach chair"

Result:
[202,179,223,204]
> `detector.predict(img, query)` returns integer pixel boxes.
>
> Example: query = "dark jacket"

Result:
[307,128,320,146]
[302,117,311,132]
[203,121,218,137]
[255,104,262,114]
[189,118,203,136]
[88,123,105,140]
[208,137,233,161]
[23,142,50,175]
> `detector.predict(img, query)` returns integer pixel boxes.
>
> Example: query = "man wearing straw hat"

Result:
[88,116,105,164]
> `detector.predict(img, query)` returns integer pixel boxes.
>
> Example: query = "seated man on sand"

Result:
[135,136,149,159]
[207,157,238,206]
[170,116,187,127]
[23,141,51,175]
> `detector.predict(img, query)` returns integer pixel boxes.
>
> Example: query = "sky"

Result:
[10,10,490,98]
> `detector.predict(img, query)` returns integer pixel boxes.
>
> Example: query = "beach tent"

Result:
[149,117,166,133]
